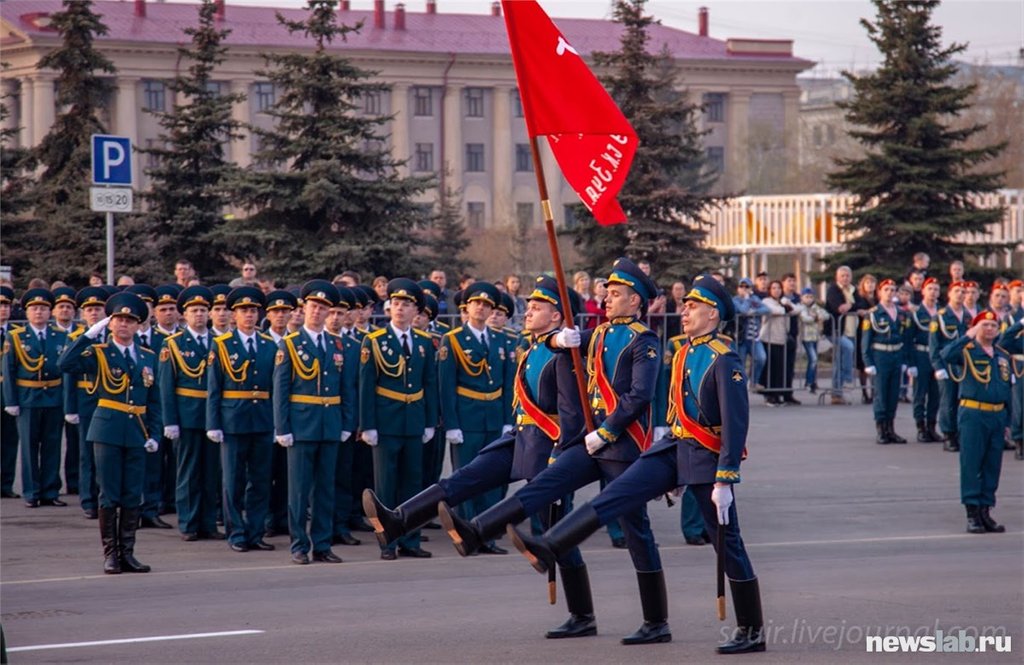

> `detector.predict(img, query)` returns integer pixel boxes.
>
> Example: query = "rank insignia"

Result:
[437,346,448,361]
[732,370,744,383]
[159,347,170,362]
[360,347,370,364]
[142,366,154,387]
[333,352,343,369]
[111,366,124,378]
[646,347,657,359]
[275,350,285,366]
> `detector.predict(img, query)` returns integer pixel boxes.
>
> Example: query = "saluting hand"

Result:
[85,316,112,340]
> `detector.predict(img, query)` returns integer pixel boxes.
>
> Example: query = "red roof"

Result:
[1,0,810,65]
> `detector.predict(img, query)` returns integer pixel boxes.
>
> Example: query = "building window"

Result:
[142,80,165,113]
[253,82,276,113]
[512,89,523,118]
[465,143,485,172]
[703,93,725,123]
[414,143,434,172]
[515,143,533,172]
[706,146,725,173]
[205,81,224,97]
[465,87,484,118]
[413,87,432,116]
[467,201,485,229]
[364,90,382,115]
[144,138,163,170]
[563,205,578,230]
[826,124,836,145]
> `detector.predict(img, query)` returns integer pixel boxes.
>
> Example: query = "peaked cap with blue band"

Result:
[684,273,735,323]
[606,257,658,305]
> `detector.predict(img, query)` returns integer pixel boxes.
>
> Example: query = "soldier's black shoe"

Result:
[718,578,767,654]
[363,485,446,549]
[291,552,310,565]
[875,421,890,445]
[312,549,343,563]
[944,432,960,452]
[99,507,121,574]
[622,570,672,645]
[333,533,361,546]
[397,546,432,558]
[965,506,985,534]
[140,515,173,529]
[927,421,945,442]
[1015,440,1024,461]
[979,507,1005,533]
[478,542,508,555]
[440,497,525,557]
[1,490,20,498]
[508,505,601,574]
[886,420,907,444]
[437,501,480,557]
[611,536,627,549]
[380,549,397,561]
[916,420,933,442]
[249,540,276,551]
[83,508,98,519]
[546,564,597,639]
[40,497,67,506]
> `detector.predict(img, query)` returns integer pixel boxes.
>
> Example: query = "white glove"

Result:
[206,429,224,443]
[4,406,20,417]
[653,426,669,441]
[144,438,159,453]
[907,366,918,378]
[276,433,294,447]
[86,316,112,339]
[65,413,80,425]
[711,484,733,525]
[501,424,514,436]
[361,429,378,447]
[446,428,464,445]
[553,326,581,349]
[163,425,180,440]
[864,366,877,376]
[422,427,435,444]
[584,430,607,455]
[341,431,352,443]
[900,364,907,375]
[934,369,949,381]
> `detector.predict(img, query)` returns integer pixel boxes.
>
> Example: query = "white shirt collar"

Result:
[390,322,412,338]
[29,324,47,337]
[186,326,207,343]
[237,329,256,346]
[269,329,284,343]
[303,325,325,341]
[112,340,135,358]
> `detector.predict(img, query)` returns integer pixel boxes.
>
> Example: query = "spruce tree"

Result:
[569,0,720,281]
[229,0,434,282]
[0,64,38,283]
[21,0,116,283]
[423,174,475,277]
[825,0,1007,278]
[132,0,244,283]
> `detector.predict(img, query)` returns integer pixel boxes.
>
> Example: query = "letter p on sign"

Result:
[91,135,133,186]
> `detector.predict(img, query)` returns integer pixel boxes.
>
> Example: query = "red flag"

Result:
[501,0,636,226]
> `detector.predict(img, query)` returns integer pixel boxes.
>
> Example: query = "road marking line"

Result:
[8,629,264,652]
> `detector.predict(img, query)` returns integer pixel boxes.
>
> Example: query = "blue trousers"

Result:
[512,444,661,572]
[938,379,961,435]
[78,411,98,511]
[871,354,901,421]
[94,442,145,509]
[590,445,756,581]
[372,435,422,551]
[1010,376,1023,443]
[63,420,79,492]
[266,444,288,532]
[17,407,62,502]
[287,441,338,555]
[680,486,706,540]
[802,341,819,388]
[140,436,166,518]
[451,429,504,522]
[221,432,273,547]
[832,336,855,390]
[175,428,219,535]
[1,408,18,494]
[912,350,939,422]
[958,409,1006,506]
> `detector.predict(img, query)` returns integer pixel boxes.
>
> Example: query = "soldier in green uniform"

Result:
[359,279,438,560]
[997,316,1023,460]
[0,286,20,498]
[862,279,914,444]
[930,281,969,452]
[438,281,515,554]
[59,292,162,574]
[940,310,1014,533]
[261,289,298,538]
[206,287,279,553]
[909,278,943,442]
[209,285,233,338]
[419,280,450,334]
[2,288,68,507]
[52,287,79,495]
[414,292,446,522]
[153,284,182,516]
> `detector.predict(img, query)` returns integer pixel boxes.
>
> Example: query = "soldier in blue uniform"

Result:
[365,277,595,638]
[59,292,162,574]
[63,287,109,518]
[862,279,914,444]
[274,280,356,565]
[261,289,297,537]
[358,279,438,560]
[206,287,279,553]
[160,286,222,541]
[909,278,943,442]
[997,317,1023,460]
[419,280,450,334]
[208,285,233,338]
[52,286,80,495]
[941,310,1014,533]
[153,284,182,516]
[439,258,666,645]
[509,274,767,655]
[0,286,20,498]
[437,281,515,554]
[2,288,68,508]
[413,292,447,514]
[930,281,969,452]
[345,285,377,535]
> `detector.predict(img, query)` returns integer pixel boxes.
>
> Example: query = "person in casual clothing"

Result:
[854,275,878,404]
[825,267,858,404]
[797,288,828,393]
[732,278,767,382]
[757,281,794,406]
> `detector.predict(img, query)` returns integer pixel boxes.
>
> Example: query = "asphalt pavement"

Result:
[1,398,1021,664]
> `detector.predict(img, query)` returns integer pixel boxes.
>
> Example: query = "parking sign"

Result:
[91,134,133,186]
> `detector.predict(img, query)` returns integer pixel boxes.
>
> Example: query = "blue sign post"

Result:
[91,135,134,282]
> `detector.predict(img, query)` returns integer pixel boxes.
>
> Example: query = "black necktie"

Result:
[317,333,326,356]
[480,331,489,351]
[247,337,257,360]
[124,347,135,371]
[401,333,412,358]
[38,331,45,349]
[197,335,206,352]
[139,333,149,349]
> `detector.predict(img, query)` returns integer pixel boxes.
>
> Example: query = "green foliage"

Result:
[825,0,1007,279]
[422,173,475,277]
[228,0,435,283]
[569,0,721,282]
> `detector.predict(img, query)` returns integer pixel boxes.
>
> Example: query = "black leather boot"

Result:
[875,421,890,444]
[1015,440,1023,461]
[362,484,446,549]
[718,578,767,654]
[943,431,960,452]
[118,507,151,572]
[438,496,525,557]
[915,420,931,442]
[965,506,985,534]
[887,419,907,444]
[545,564,597,639]
[507,504,601,574]
[926,420,944,443]
[99,507,121,574]
[978,507,1005,533]
[621,570,672,645]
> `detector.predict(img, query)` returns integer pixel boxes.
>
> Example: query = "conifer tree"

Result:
[0,64,38,283]
[423,173,475,277]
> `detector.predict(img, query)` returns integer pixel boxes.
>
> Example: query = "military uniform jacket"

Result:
[206,330,278,435]
[438,325,514,433]
[997,321,1023,381]
[940,335,1012,409]
[485,329,585,481]
[274,329,357,442]
[929,306,968,372]
[564,316,660,463]
[909,306,938,355]
[59,335,161,447]
[64,326,103,419]
[861,305,913,368]
[359,326,437,437]
[2,323,67,409]
[655,334,688,426]
[158,331,210,431]
[644,332,749,485]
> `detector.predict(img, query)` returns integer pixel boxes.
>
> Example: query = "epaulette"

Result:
[938,307,947,315]
[283,331,300,340]
[258,332,275,342]
[413,329,432,339]
[965,342,975,350]
[139,346,156,356]
[9,324,25,334]
[326,331,341,339]
[708,338,731,355]
[628,321,649,334]
[165,331,184,342]
[367,328,388,339]
[68,328,85,340]
[94,343,108,349]
[718,332,734,345]
[446,327,463,337]
[214,331,233,343]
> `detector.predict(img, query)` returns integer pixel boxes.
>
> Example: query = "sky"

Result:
[226,0,1024,77]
